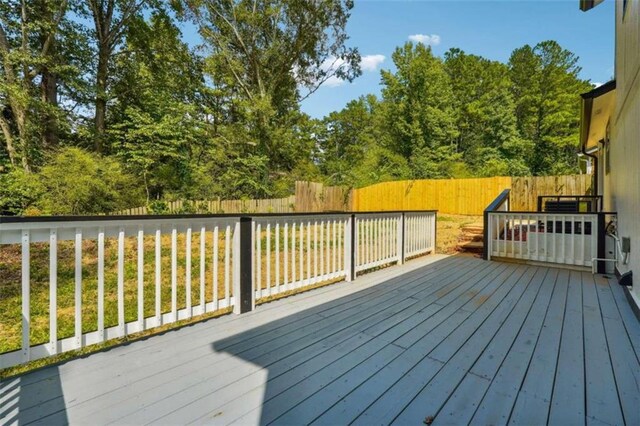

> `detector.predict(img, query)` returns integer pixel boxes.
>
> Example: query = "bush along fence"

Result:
[0,210,436,369]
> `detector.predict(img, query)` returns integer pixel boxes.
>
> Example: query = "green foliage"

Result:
[36,148,143,215]
[0,167,43,215]
[0,0,595,215]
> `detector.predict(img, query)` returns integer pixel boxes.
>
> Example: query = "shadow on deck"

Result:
[2,255,639,425]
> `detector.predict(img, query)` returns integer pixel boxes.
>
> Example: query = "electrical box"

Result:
[622,237,631,254]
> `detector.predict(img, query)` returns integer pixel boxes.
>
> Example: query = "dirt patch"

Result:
[436,214,483,254]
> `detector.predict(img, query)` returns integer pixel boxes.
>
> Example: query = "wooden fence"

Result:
[111,175,592,217]
[294,181,351,212]
[112,196,295,215]
[509,174,592,211]
[351,175,592,215]
[351,177,512,215]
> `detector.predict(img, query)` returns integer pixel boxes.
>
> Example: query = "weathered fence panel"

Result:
[294,181,351,212]
[510,174,592,211]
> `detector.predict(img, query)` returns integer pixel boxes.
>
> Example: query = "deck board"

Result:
[3,254,640,426]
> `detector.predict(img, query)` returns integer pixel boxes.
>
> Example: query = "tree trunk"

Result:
[94,45,109,153]
[41,66,59,147]
[0,114,17,165]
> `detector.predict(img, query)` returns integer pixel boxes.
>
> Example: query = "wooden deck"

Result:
[2,255,639,425]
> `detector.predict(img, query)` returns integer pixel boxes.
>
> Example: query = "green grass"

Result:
[0,227,347,355]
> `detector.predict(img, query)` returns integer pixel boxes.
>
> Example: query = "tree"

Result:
[444,48,530,175]
[177,0,361,166]
[0,0,70,170]
[86,0,148,153]
[379,42,458,178]
[508,41,592,174]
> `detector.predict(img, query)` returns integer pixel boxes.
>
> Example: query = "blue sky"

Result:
[299,0,615,118]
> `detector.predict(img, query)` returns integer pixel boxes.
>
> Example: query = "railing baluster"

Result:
[275,222,280,294]
[284,222,289,291]
[137,227,144,330]
[75,228,82,348]
[327,220,331,277]
[171,226,177,323]
[186,226,192,318]
[224,225,231,307]
[581,216,585,265]
[313,220,318,283]
[20,230,31,362]
[118,227,126,335]
[200,226,206,312]
[97,228,105,340]
[332,219,337,277]
[256,222,261,298]
[299,221,304,287]
[155,227,161,324]
[307,220,311,284]
[49,229,57,354]
[291,222,296,288]
[213,226,219,310]
[266,223,271,296]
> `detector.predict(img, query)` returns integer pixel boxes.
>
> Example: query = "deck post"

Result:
[237,216,254,314]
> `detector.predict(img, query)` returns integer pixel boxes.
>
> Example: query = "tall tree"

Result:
[444,48,530,176]
[87,0,147,153]
[379,42,459,178]
[508,41,592,174]
[0,0,70,170]
[177,0,361,166]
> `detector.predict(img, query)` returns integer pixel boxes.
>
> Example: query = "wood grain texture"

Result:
[5,256,639,426]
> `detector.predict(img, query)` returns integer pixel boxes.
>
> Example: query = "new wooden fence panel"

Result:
[352,177,512,215]
[351,175,590,215]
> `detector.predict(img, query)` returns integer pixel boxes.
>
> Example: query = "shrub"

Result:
[0,167,43,215]
[37,147,144,215]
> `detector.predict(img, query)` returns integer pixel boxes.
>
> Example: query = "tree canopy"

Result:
[0,0,594,215]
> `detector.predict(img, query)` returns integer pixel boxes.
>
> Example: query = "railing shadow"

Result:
[0,364,68,425]
[209,256,453,425]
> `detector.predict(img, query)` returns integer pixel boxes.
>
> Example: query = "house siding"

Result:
[605,0,640,300]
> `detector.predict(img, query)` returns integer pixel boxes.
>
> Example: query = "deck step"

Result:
[458,224,484,253]
[457,241,484,253]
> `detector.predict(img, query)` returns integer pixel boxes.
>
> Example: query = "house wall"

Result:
[606,0,640,300]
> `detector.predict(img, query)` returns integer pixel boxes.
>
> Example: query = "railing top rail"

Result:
[0,210,438,224]
[487,210,618,216]
[536,195,602,198]
[484,189,511,213]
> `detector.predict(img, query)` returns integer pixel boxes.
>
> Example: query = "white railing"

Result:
[486,212,599,267]
[251,214,351,300]
[355,213,402,273]
[404,212,437,259]
[0,216,240,369]
[0,210,436,368]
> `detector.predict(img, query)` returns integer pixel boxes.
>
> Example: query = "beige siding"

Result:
[607,0,640,300]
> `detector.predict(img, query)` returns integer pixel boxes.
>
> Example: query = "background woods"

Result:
[0,0,595,216]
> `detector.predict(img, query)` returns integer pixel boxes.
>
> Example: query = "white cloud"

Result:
[408,34,441,46]
[360,54,385,72]
[593,81,604,87]
[320,54,385,88]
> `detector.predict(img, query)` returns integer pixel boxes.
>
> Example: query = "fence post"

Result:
[347,214,356,281]
[236,217,254,314]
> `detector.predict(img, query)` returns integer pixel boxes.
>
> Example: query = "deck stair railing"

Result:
[0,210,436,369]
[484,190,614,271]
